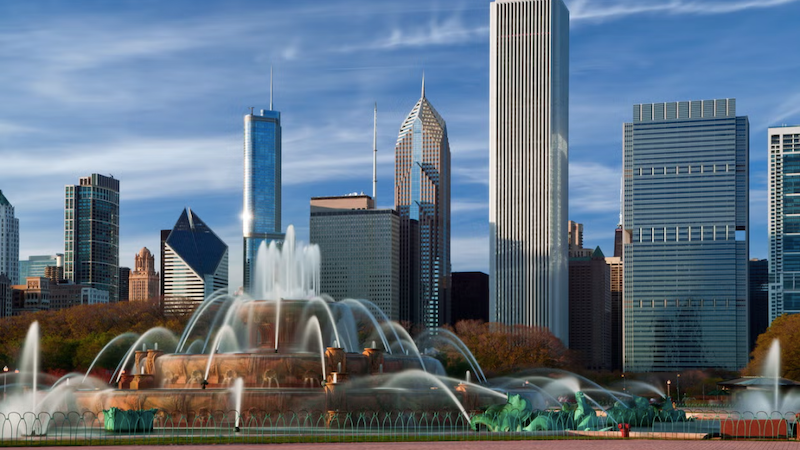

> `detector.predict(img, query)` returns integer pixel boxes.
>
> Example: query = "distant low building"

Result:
[19,254,61,285]
[12,277,50,314]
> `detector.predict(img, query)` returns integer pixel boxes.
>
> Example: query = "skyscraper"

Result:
[64,174,120,302]
[394,78,451,328]
[622,99,749,371]
[310,195,400,320]
[489,0,569,344]
[768,125,800,322]
[568,246,611,371]
[0,190,19,297]
[162,208,228,315]
[118,267,130,301]
[243,88,284,293]
[129,247,159,302]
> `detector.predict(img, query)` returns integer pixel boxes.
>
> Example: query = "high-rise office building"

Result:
[489,0,569,344]
[243,98,284,293]
[749,258,768,351]
[450,272,490,324]
[605,255,623,371]
[569,247,611,371]
[568,221,583,249]
[768,125,800,322]
[0,274,11,318]
[19,254,62,284]
[310,195,400,320]
[129,247,159,302]
[394,79,451,328]
[622,99,749,371]
[118,267,130,301]
[0,190,19,291]
[162,208,228,315]
[64,174,120,302]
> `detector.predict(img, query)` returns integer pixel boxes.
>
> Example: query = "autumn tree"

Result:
[0,299,187,375]
[744,313,800,381]
[434,320,574,378]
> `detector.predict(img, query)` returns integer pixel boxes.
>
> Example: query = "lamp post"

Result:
[3,366,7,398]
[676,373,681,405]
[666,380,671,399]
[622,373,626,393]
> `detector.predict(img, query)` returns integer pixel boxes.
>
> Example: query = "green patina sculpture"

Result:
[471,391,686,432]
[103,407,158,432]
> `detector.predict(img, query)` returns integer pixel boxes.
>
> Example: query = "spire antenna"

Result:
[421,71,425,98]
[373,102,378,203]
[269,66,274,110]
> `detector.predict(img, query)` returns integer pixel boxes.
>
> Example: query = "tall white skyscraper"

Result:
[769,125,800,322]
[489,0,569,344]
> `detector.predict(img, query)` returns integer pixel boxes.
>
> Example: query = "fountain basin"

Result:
[720,418,791,439]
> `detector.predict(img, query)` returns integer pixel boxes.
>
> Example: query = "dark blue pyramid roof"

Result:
[166,208,227,276]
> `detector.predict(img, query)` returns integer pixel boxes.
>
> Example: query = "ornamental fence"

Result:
[0,409,797,446]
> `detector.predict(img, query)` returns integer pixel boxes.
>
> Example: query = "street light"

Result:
[676,373,681,404]
[666,380,671,399]
[3,366,7,398]
[621,373,626,393]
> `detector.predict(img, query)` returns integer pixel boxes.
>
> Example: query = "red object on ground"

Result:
[617,423,630,438]
[720,418,788,438]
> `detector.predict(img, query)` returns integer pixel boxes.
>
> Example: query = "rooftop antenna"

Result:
[421,71,425,98]
[269,66,273,110]
[373,102,377,203]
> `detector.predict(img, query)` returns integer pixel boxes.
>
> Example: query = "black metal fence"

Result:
[0,409,797,446]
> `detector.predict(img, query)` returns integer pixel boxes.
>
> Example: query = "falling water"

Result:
[205,325,238,381]
[19,322,40,416]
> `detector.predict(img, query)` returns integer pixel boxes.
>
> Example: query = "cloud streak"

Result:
[567,0,800,22]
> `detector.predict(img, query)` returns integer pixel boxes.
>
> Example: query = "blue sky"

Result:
[2,0,800,290]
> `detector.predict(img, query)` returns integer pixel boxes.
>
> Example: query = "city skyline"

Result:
[2,1,800,292]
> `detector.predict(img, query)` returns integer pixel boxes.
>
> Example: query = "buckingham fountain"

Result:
[6,225,797,438]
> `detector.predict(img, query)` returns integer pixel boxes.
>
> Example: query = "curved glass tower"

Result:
[243,106,284,292]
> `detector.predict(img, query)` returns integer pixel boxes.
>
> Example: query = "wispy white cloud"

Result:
[569,161,621,214]
[567,0,800,22]
[340,15,487,52]
[451,235,488,272]
[452,200,488,213]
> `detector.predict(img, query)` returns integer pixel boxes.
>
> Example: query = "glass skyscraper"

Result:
[768,125,800,321]
[64,174,120,302]
[0,190,19,318]
[622,99,749,371]
[489,0,569,345]
[19,254,63,285]
[243,106,284,293]
[395,79,451,328]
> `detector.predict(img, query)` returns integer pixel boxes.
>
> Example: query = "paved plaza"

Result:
[28,441,800,450]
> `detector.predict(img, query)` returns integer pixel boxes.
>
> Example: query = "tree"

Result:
[436,320,574,378]
[744,313,800,381]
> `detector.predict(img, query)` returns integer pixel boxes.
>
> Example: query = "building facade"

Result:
[489,0,570,345]
[19,254,62,285]
[622,99,749,371]
[64,174,120,302]
[394,79,451,328]
[310,195,400,320]
[749,258,768,350]
[0,190,19,292]
[118,267,130,301]
[0,274,10,318]
[12,277,50,314]
[768,125,800,322]
[129,247,159,301]
[162,208,228,315]
[569,247,611,371]
[450,272,490,324]
[605,255,623,371]
[243,105,284,293]
[48,282,109,310]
